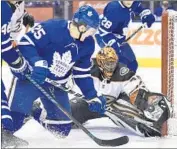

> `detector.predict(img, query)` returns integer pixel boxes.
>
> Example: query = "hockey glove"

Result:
[31,60,49,84]
[87,96,106,115]
[23,13,35,27]
[10,57,30,80]
[140,9,155,28]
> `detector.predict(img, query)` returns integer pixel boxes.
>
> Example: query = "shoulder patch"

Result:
[120,67,129,76]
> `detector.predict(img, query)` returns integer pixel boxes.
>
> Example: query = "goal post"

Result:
[161,10,177,136]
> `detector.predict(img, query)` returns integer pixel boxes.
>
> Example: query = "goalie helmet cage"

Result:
[161,10,177,136]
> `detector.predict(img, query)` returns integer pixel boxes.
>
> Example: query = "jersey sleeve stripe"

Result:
[1,38,12,50]
[1,115,13,121]
[23,34,35,46]
[2,38,11,45]
[18,41,33,46]
[73,66,92,72]
[98,27,109,37]
[1,100,8,104]
[73,74,91,79]
[1,105,10,110]
[1,44,13,53]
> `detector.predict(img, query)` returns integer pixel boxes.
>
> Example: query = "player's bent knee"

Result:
[11,111,28,132]
[42,120,72,138]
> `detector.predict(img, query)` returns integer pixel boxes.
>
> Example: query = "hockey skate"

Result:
[2,129,28,148]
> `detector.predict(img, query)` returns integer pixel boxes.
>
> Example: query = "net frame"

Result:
[161,10,177,136]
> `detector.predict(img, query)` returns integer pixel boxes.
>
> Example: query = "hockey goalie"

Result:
[32,46,171,137]
[69,46,171,137]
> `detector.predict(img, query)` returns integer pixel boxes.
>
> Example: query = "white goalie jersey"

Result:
[91,59,143,101]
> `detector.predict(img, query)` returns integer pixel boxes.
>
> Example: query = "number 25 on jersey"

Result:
[31,24,46,40]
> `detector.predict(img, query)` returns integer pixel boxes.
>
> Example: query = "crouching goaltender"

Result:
[70,46,171,137]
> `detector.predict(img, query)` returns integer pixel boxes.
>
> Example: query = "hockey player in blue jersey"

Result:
[1,1,29,148]
[9,5,106,138]
[95,1,155,72]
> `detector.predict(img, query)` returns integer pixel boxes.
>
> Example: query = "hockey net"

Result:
[162,10,177,136]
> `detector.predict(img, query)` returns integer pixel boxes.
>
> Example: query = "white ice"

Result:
[2,66,177,148]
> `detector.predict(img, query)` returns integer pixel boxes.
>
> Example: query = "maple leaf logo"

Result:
[87,11,93,17]
[49,51,74,77]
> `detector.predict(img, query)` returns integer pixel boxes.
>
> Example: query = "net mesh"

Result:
[167,10,177,118]
[165,10,177,135]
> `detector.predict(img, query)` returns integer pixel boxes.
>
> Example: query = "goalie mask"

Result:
[96,46,118,79]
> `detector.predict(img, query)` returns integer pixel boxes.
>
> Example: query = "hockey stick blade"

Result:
[95,135,129,147]
[26,75,129,147]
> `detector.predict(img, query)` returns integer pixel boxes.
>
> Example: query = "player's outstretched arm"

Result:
[133,1,155,28]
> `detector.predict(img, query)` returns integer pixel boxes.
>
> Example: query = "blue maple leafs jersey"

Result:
[1,2,21,65]
[1,2,24,93]
[18,19,97,99]
[97,1,144,54]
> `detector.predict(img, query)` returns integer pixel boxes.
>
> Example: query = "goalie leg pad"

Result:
[143,93,171,125]
[134,90,171,126]
[123,75,171,126]
[106,100,162,137]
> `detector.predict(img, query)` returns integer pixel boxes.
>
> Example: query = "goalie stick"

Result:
[25,75,129,147]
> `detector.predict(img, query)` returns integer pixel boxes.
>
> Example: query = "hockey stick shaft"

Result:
[26,75,129,146]
[7,77,15,100]
[121,25,144,45]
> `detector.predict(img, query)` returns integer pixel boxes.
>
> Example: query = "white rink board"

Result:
[128,22,161,58]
